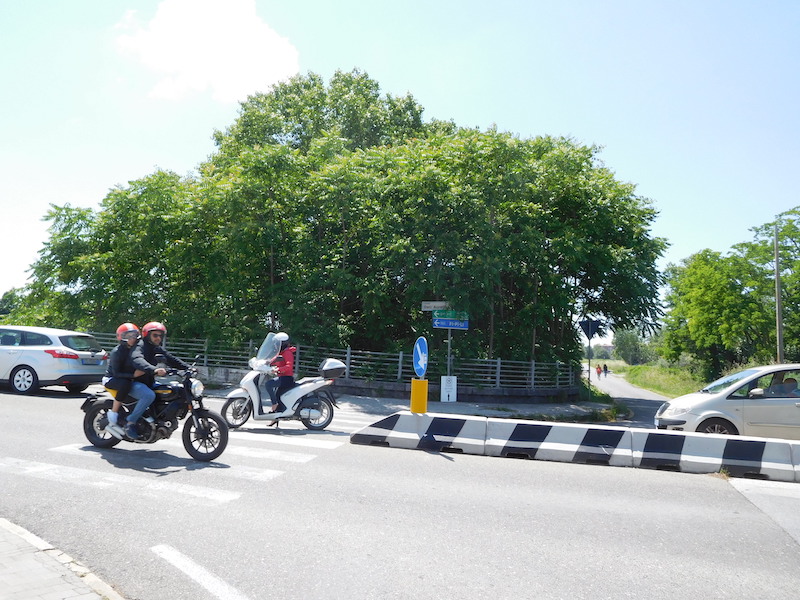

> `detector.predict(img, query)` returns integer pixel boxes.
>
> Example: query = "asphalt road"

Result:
[588,371,669,427]
[2,384,800,599]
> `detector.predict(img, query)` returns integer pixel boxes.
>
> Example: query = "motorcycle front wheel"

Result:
[83,402,122,449]
[221,397,252,429]
[302,396,334,430]
[183,411,228,461]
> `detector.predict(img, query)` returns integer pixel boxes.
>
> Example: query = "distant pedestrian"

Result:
[596,365,602,378]
[603,364,608,378]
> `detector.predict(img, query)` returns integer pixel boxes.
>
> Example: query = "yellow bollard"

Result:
[410,378,428,413]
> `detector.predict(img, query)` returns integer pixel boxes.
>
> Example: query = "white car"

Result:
[0,325,108,394]
[655,364,800,440]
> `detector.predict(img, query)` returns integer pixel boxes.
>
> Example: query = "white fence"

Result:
[90,333,577,390]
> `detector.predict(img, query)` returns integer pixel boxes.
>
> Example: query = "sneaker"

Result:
[125,424,141,440]
[105,423,124,440]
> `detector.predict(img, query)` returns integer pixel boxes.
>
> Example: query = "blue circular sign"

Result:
[413,336,428,378]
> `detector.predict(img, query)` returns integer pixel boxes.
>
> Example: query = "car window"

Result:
[0,330,22,346]
[763,370,800,397]
[60,334,102,352]
[21,332,53,346]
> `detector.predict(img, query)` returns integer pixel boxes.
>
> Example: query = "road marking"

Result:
[0,457,239,505]
[156,438,319,463]
[230,430,343,449]
[50,444,287,481]
[152,544,252,600]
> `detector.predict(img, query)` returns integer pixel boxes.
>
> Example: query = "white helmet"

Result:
[274,332,289,342]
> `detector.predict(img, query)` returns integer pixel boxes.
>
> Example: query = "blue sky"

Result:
[2,1,799,326]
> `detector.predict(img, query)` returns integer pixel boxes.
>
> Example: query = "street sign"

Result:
[433,318,469,330]
[432,309,469,320]
[413,336,428,378]
[422,301,450,311]
[579,319,602,339]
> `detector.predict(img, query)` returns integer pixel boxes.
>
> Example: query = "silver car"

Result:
[655,364,800,440]
[0,326,108,394]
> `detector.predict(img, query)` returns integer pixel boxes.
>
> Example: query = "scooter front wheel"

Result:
[302,396,334,430]
[221,397,252,429]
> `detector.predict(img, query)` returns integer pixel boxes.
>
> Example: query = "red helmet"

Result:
[116,322,140,341]
[142,321,167,339]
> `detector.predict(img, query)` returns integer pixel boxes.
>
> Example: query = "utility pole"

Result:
[775,222,784,363]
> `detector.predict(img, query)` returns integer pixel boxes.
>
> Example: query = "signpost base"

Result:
[410,379,428,413]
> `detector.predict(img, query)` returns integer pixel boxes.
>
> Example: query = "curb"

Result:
[350,411,799,482]
[0,518,126,600]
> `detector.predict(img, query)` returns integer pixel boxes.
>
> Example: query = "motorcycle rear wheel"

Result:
[221,397,252,429]
[183,411,228,461]
[302,396,334,430]
[83,403,122,449]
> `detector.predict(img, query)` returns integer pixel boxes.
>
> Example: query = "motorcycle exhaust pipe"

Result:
[299,408,322,419]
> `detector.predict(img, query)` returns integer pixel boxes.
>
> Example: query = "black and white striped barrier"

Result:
[350,412,800,482]
[349,411,486,454]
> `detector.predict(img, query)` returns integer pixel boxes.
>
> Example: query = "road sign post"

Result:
[411,336,428,413]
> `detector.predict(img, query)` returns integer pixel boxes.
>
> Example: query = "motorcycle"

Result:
[80,361,229,462]
[221,332,347,430]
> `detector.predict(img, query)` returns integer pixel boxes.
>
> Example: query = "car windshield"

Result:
[59,334,102,352]
[701,368,761,393]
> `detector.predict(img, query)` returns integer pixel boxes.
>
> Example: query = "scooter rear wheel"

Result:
[302,396,334,430]
[221,397,252,429]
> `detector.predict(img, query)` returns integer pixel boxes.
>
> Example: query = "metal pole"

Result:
[447,328,452,377]
[776,223,784,363]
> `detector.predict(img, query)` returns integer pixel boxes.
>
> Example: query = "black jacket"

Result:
[105,342,136,379]
[130,339,190,387]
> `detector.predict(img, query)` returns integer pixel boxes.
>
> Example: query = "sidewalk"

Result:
[0,518,125,600]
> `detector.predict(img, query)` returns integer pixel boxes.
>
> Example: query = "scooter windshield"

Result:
[255,333,281,361]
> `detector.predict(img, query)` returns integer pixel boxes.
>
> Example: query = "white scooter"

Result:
[221,332,346,430]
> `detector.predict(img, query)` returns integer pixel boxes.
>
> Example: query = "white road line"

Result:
[50,444,286,481]
[151,544,252,600]
[0,457,239,505]
[229,430,342,449]
[154,439,318,463]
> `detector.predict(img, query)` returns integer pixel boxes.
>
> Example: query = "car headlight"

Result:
[190,378,205,398]
[662,404,690,418]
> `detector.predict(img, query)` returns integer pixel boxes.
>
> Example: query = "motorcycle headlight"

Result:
[190,378,205,398]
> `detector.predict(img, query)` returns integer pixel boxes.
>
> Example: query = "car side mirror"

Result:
[749,387,765,399]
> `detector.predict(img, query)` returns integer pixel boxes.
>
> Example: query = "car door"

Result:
[0,329,23,378]
[741,369,800,439]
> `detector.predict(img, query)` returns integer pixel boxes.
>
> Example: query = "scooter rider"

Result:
[129,321,190,437]
[269,332,296,413]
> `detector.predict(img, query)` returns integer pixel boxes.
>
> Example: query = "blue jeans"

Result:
[126,382,156,424]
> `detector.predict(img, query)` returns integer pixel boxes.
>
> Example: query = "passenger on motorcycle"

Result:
[269,332,296,413]
[103,323,155,440]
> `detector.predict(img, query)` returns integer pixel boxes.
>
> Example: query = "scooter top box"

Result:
[319,358,347,379]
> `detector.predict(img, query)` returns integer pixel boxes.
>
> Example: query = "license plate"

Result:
[82,358,101,365]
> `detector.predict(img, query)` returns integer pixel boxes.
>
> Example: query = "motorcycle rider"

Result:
[129,321,189,439]
[269,332,296,413]
[103,323,154,440]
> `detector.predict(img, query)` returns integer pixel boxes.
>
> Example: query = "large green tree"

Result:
[7,70,666,363]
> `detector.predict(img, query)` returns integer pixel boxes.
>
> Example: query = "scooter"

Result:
[220,332,346,430]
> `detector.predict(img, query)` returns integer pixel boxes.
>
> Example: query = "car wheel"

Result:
[696,418,739,436]
[10,366,39,394]
[66,384,89,393]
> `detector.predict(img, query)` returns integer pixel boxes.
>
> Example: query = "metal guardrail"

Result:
[89,333,576,389]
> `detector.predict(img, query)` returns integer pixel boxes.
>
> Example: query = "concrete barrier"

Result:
[349,412,800,482]
[349,411,487,454]
[485,419,633,467]
[630,429,796,482]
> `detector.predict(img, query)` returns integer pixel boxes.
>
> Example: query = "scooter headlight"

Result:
[190,378,205,398]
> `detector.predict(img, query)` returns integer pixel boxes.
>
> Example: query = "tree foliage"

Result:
[5,69,665,364]
[661,211,800,379]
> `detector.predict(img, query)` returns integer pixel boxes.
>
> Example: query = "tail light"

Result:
[45,349,80,360]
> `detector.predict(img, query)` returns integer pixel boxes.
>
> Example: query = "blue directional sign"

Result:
[413,336,428,378]
[432,318,469,330]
